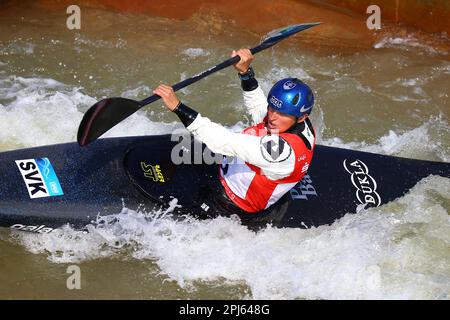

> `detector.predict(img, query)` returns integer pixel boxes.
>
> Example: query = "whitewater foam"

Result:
[323,115,450,162]
[1,27,449,300]
[180,48,211,59]
[0,75,181,150]
[374,35,447,55]
[11,175,449,299]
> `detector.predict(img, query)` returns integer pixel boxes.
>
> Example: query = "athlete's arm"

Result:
[153,84,296,180]
[242,83,267,125]
[232,49,267,125]
[187,112,296,180]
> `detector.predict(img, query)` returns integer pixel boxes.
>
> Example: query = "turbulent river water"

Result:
[0,2,449,299]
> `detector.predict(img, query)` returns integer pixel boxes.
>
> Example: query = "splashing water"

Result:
[1,2,449,300]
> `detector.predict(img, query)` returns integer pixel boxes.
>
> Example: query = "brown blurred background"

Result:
[14,0,445,54]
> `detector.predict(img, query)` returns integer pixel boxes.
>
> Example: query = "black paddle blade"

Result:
[77,97,142,146]
[258,22,321,49]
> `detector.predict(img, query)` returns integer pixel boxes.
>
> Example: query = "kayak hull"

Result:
[1,135,449,232]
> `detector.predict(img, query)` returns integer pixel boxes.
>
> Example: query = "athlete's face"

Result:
[267,106,304,133]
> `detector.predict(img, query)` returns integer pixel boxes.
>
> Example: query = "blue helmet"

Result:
[267,78,314,118]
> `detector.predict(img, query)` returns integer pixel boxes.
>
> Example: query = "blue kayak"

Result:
[1,135,449,233]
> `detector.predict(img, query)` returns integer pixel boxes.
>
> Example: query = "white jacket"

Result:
[186,86,297,180]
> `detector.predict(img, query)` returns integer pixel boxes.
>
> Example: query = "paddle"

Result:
[77,22,321,146]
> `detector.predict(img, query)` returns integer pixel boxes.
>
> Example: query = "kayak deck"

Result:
[1,135,449,232]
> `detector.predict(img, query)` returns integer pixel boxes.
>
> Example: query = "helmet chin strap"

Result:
[287,119,299,132]
[282,116,296,127]
[285,114,308,133]
[297,114,308,123]
[291,114,306,127]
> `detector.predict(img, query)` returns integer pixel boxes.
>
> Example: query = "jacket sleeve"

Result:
[187,114,296,180]
[243,85,268,125]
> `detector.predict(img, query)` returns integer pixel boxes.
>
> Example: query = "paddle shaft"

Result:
[140,43,273,106]
[77,23,321,146]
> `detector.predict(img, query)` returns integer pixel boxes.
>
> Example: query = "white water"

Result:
[374,34,448,56]
[10,174,449,299]
[2,67,448,299]
[323,116,450,162]
[0,75,181,150]
[1,6,449,299]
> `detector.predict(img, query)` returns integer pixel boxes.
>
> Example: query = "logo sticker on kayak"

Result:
[10,223,54,234]
[290,174,317,200]
[15,158,64,199]
[141,162,165,183]
[343,159,381,209]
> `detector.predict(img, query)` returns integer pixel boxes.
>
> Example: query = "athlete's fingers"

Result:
[233,48,253,73]
[154,84,180,111]
[154,84,173,97]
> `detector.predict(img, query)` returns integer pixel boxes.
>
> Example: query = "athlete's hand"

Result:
[153,84,180,111]
[231,48,253,74]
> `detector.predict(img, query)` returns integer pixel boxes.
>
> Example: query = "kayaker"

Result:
[153,48,316,218]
